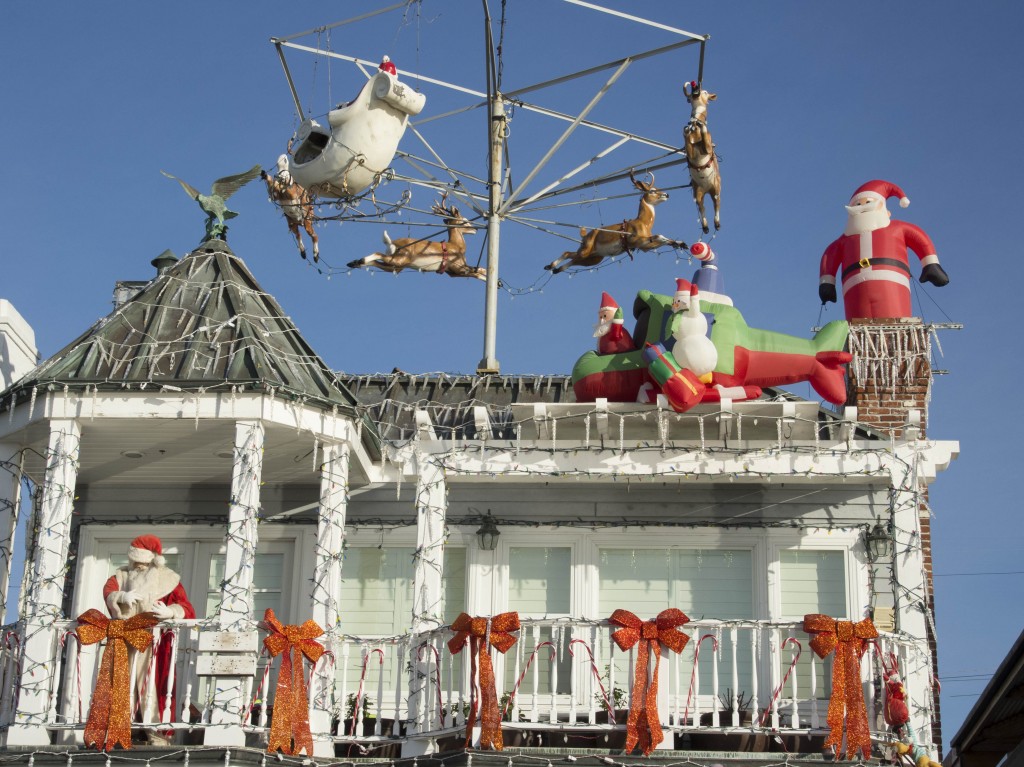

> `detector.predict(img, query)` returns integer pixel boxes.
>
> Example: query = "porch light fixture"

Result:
[865,520,894,562]
[476,511,501,551]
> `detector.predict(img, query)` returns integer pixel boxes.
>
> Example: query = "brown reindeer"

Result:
[347,195,485,280]
[261,155,319,262]
[683,81,721,233]
[544,170,684,275]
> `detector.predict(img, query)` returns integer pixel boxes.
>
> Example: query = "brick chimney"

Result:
[846,316,941,752]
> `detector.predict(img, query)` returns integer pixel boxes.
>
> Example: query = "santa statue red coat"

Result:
[819,179,948,320]
[103,536,196,724]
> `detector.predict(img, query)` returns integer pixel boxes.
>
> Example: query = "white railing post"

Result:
[6,419,80,746]
[206,419,263,747]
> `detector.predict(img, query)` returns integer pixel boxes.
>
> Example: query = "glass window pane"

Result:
[780,550,846,618]
[441,547,467,624]
[598,548,754,715]
[506,547,572,699]
[779,549,846,705]
[509,547,571,615]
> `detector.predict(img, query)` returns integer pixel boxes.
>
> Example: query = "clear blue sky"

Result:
[2,1,1021,749]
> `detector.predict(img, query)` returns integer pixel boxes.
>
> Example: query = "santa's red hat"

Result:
[851,179,910,209]
[378,55,397,76]
[128,534,165,567]
[674,278,692,301]
[599,293,624,324]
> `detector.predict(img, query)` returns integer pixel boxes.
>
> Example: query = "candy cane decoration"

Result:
[54,631,79,722]
[308,650,336,709]
[759,637,803,727]
[683,633,719,724]
[569,638,614,718]
[243,645,273,724]
[501,641,556,720]
[416,642,445,727]
[351,647,385,734]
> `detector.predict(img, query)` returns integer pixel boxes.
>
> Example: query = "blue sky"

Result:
[1,1,1022,749]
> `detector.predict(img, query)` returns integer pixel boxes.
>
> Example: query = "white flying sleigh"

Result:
[288,69,426,199]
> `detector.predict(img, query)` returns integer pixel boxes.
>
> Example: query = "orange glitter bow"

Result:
[609,608,690,755]
[803,614,879,759]
[262,609,326,756]
[447,612,520,750]
[77,608,159,752]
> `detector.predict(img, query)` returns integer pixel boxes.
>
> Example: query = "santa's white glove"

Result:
[150,601,176,621]
[119,590,143,605]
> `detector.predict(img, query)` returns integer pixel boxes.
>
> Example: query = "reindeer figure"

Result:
[683,81,721,233]
[347,195,485,280]
[545,170,683,275]
[261,155,319,262]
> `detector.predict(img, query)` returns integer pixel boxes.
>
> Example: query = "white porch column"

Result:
[890,448,934,750]
[309,441,349,757]
[412,454,447,630]
[0,442,24,623]
[405,454,447,750]
[6,419,80,746]
[206,419,264,747]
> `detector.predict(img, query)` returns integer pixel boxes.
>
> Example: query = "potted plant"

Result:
[342,693,396,737]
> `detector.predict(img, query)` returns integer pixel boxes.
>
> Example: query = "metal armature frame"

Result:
[271,0,708,374]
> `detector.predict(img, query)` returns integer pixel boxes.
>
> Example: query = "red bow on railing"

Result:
[447,612,520,750]
[262,609,326,756]
[76,608,159,752]
[803,614,878,759]
[609,608,690,755]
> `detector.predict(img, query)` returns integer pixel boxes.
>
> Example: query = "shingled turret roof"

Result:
[5,239,357,412]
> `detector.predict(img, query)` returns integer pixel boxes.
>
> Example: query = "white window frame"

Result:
[765,528,865,621]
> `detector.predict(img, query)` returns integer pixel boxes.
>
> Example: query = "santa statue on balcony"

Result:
[818,179,949,320]
[103,535,196,743]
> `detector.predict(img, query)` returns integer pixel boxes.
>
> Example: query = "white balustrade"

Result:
[15,617,925,749]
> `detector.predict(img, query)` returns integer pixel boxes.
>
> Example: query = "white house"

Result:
[0,236,957,765]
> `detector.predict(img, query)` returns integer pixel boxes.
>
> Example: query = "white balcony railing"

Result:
[16,617,927,751]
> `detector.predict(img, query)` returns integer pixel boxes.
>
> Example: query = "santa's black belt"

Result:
[842,257,911,280]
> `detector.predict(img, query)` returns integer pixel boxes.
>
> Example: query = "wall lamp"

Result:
[476,511,501,551]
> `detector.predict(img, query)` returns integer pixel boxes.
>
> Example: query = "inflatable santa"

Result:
[594,292,636,355]
[819,179,949,320]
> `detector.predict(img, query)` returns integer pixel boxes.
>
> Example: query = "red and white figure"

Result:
[378,55,397,76]
[103,535,196,740]
[593,292,635,355]
[671,284,717,381]
[819,179,949,320]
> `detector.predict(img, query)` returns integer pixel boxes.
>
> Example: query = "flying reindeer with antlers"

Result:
[347,194,485,280]
[683,81,721,233]
[261,155,320,262]
[544,170,685,275]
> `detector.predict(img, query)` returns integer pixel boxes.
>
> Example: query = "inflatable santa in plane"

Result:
[593,292,636,355]
[819,179,949,320]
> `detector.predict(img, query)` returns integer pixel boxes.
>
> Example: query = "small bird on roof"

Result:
[161,165,262,241]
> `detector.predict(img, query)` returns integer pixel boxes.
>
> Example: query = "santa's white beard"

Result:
[124,565,163,611]
[593,320,612,338]
[844,203,890,235]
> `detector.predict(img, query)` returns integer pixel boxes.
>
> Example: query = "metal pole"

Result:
[478,92,505,374]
